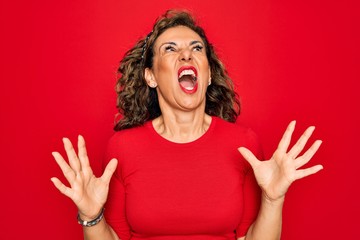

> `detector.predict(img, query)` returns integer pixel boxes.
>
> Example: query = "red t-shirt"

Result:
[104,116,262,239]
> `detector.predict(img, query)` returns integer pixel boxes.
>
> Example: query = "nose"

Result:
[179,49,192,62]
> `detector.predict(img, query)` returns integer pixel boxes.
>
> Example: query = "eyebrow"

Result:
[158,40,204,52]
[190,40,203,46]
[158,42,176,51]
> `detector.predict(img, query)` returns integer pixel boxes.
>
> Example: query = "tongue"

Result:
[179,75,195,89]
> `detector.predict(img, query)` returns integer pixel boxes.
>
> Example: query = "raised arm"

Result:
[238,121,323,240]
[51,135,119,240]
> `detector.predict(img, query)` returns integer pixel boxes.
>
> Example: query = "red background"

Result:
[1,0,359,239]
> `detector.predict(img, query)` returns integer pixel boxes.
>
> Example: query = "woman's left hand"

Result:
[238,121,323,202]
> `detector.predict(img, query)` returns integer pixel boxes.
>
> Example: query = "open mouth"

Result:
[178,66,198,93]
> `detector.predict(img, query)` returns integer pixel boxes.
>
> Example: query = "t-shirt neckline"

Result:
[145,116,217,146]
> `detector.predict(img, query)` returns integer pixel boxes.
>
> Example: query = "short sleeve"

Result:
[103,136,131,240]
[236,128,263,238]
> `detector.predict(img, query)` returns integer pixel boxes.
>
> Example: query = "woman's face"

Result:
[145,26,211,113]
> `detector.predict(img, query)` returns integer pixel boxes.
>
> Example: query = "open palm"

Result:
[239,121,323,202]
[51,135,118,219]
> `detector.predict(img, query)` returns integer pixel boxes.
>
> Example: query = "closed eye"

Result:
[165,45,176,52]
[193,45,204,51]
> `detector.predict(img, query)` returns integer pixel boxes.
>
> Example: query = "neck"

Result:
[152,109,212,143]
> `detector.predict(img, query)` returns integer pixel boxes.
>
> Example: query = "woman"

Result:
[51,10,323,240]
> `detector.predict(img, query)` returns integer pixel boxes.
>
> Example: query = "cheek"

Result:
[199,59,210,78]
[154,56,172,73]
[152,58,176,86]
[196,54,209,66]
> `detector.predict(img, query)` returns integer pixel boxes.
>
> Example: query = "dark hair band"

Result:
[141,31,153,60]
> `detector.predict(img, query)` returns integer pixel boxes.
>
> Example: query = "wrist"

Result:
[77,208,105,227]
[78,206,104,221]
[261,193,285,206]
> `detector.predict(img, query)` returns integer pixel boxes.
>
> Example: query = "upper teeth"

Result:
[179,69,196,79]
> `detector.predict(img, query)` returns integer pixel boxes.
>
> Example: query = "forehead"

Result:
[154,26,203,46]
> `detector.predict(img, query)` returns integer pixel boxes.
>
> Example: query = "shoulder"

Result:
[105,122,152,157]
[108,123,149,143]
[213,116,258,140]
[212,117,263,158]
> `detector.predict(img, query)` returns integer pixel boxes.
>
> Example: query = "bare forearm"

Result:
[245,194,284,240]
[83,218,119,240]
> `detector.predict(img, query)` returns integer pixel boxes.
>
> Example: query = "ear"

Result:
[145,68,157,88]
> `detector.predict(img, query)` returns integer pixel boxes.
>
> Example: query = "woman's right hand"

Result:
[51,135,118,220]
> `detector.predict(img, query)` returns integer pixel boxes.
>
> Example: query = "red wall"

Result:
[1,1,359,239]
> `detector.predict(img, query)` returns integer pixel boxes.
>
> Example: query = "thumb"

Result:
[101,158,118,183]
[238,147,260,169]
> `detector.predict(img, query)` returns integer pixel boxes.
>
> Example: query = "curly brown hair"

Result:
[114,10,240,131]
